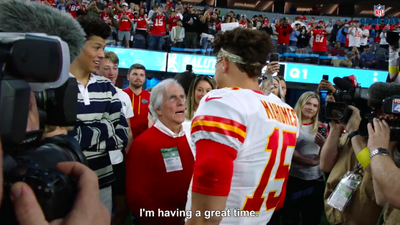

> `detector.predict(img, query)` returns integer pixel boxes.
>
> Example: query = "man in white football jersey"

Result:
[186,28,300,225]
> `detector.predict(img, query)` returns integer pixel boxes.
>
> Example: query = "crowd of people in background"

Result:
[34,0,400,71]
[33,0,399,69]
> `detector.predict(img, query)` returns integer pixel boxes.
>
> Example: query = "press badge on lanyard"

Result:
[327,166,363,212]
[161,147,183,173]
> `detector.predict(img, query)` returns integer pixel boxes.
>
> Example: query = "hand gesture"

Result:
[367,118,390,152]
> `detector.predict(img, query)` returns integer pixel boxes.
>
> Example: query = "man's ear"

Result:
[222,56,229,74]
[155,107,162,117]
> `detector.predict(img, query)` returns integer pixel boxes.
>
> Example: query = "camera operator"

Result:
[320,105,382,225]
[367,118,400,224]
[0,89,110,225]
[0,0,112,224]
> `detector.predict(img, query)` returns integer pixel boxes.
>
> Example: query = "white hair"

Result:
[149,78,184,120]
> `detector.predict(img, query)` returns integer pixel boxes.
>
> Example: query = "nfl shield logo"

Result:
[374,4,385,17]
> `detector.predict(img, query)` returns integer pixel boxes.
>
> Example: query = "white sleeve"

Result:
[191,89,247,152]
[117,89,134,119]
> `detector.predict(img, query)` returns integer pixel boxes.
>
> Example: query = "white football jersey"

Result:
[186,87,299,225]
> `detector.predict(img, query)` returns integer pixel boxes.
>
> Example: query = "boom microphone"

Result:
[368,82,400,106]
[0,0,85,63]
[333,77,354,91]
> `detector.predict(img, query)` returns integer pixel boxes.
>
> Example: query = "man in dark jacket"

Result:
[183,6,200,50]
[329,20,342,46]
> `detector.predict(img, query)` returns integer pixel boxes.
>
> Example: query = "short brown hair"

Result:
[212,28,273,78]
[104,51,119,64]
[127,63,146,75]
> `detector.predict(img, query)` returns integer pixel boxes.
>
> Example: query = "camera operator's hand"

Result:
[344,105,362,133]
[11,162,110,225]
[266,61,280,74]
[329,120,344,131]
[367,118,390,152]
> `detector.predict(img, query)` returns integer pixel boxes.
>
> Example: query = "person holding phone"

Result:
[265,53,280,75]
[277,91,327,225]
[117,2,134,48]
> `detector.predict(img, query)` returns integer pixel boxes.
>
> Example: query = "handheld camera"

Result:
[0,33,86,224]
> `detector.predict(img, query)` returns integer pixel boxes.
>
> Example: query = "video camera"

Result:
[325,76,370,137]
[0,33,86,224]
[325,76,400,140]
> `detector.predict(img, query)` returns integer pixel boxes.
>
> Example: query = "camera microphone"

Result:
[0,0,85,64]
[368,82,400,106]
[333,77,354,91]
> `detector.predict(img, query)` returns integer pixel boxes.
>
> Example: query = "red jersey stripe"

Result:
[192,115,246,133]
[191,123,245,143]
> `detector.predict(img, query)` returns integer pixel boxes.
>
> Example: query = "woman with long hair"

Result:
[279,91,327,225]
[200,11,216,55]
[185,75,216,121]
[182,75,216,156]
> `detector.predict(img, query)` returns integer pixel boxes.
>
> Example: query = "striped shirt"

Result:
[68,74,128,189]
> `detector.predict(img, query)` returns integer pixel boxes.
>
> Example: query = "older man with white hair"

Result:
[125,79,194,225]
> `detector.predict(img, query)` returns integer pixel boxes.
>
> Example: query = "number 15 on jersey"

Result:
[242,127,297,212]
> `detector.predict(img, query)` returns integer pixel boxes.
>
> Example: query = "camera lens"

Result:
[331,109,344,119]
[15,137,87,170]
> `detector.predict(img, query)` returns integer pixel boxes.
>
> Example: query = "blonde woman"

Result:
[279,91,327,225]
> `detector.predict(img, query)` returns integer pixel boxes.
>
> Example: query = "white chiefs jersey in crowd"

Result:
[186,87,300,224]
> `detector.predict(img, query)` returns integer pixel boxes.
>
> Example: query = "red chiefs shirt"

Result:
[135,15,148,30]
[100,12,110,22]
[68,3,85,18]
[118,12,134,31]
[312,29,328,52]
[167,15,180,31]
[123,88,150,140]
[151,13,167,35]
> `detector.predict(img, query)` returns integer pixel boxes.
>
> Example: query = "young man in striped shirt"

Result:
[68,16,129,213]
